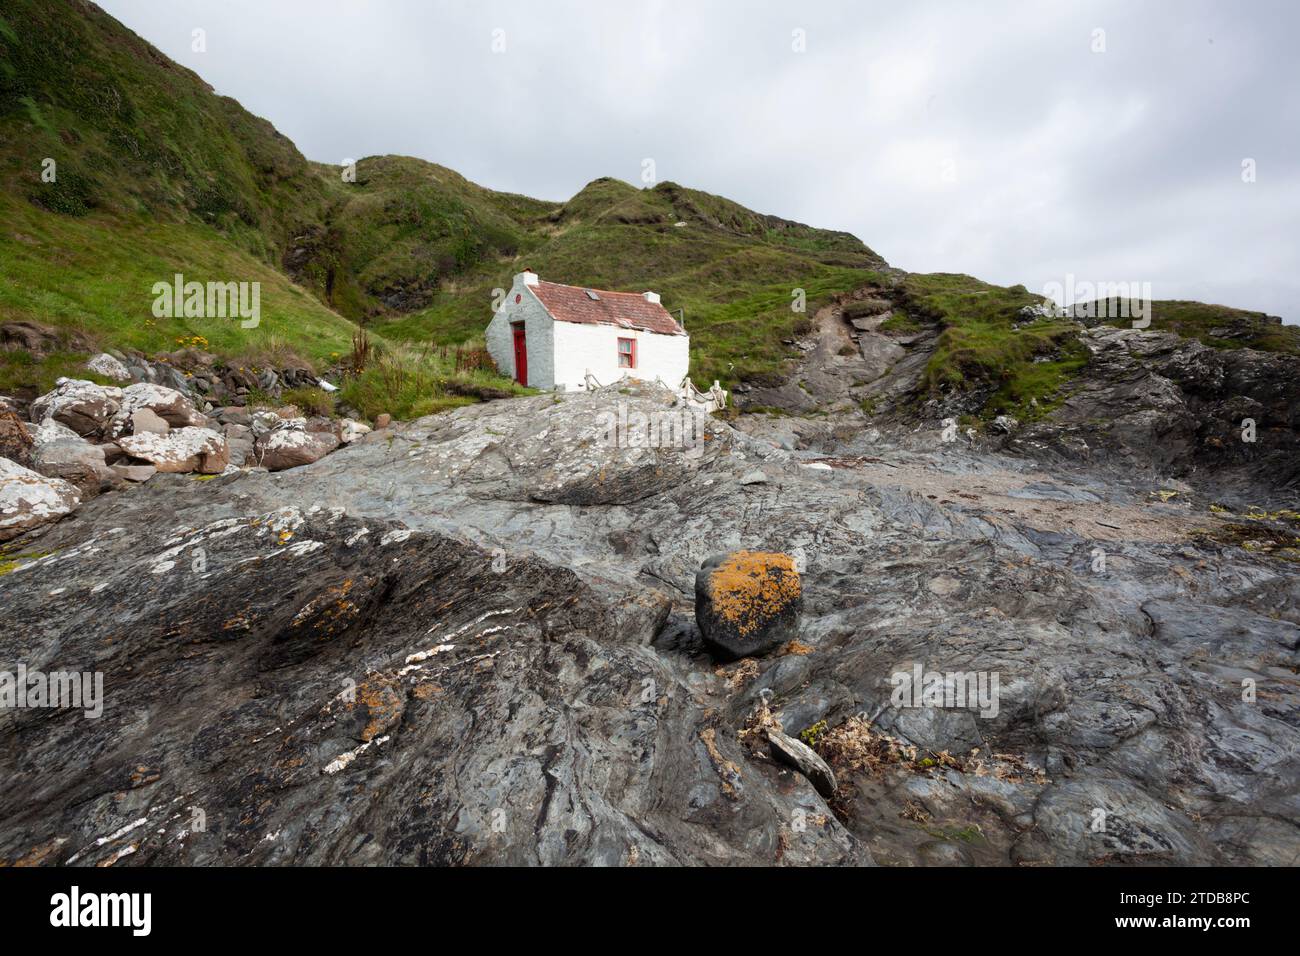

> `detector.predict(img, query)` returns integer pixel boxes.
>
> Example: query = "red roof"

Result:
[530,280,685,336]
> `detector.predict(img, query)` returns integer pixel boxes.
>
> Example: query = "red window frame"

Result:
[617,337,636,369]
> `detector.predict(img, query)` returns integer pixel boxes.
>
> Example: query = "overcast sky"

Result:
[100,0,1299,321]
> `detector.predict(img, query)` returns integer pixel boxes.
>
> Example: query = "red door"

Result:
[511,325,528,386]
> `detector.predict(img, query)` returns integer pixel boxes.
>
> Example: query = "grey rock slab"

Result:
[767,728,837,798]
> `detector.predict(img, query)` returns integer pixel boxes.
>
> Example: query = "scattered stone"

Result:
[29,378,123,439]
[116,426,230,474]
[255,423,339,471]
[337,419,371,445]
[695,550,803,660]
[85,353,132,381]
[767,728,837,798]
[250,410,282,438]
[130,408,170,435]
[212,407,252,427]
[111,463,157,483]
[27,419,118,495]
[0,404,34,467]
[112,382,208,435]
[0,456,80,542]
[225,437,255,467]
[739,470,768,485]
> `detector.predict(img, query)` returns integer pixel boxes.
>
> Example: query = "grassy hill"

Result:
[0,0,1290,424]
[368,171,887,384]
[0,0,885,400]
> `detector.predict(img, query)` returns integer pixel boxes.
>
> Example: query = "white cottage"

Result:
[486,270,690,392]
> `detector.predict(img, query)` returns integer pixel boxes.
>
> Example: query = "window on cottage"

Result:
[618,337,636,368]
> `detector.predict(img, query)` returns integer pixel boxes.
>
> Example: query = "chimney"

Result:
[642,291,661,304]
[518,269,539,287]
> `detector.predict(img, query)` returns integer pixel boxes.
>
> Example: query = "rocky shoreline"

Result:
[1,380,1295,866]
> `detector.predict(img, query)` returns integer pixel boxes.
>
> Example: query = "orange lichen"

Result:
[353,675,404,742]
[706,550,800,637]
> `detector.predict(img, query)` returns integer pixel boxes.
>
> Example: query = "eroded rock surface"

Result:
[0,385,1296,866]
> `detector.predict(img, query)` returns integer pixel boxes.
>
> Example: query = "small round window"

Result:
[515,294,521,304]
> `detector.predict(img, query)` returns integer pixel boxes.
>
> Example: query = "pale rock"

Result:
[112,383,207,435]
[255,422,339,471]
[767,728,838,798]
[117,426,230,474]
[27,418,119,495]
[250,410,282,438]
[0,457,80,542]
[131,408,170,435]
[85,353,132,382]
[112,463,157,482]
[337,419,372,445]
[29,378,123,439]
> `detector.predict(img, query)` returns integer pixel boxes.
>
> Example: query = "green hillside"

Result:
[0,0,1290,425]
[369,172,887,384]
[0,0,885,397]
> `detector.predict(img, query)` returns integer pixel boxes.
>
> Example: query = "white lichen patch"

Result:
[380,528,412,546]
[404,643,455,665]
[0,458,81,537]
[65,816,148,865]
[322,735,390,775]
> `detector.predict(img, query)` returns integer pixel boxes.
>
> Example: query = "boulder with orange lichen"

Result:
[695,550,802,660]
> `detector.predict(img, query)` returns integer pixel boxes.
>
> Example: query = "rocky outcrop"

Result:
[0,456,80,541]
[1,386,1296,866]
[0,320,92,355]
[1013,327,1300,491]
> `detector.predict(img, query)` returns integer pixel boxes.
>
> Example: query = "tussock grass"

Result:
[903,273,1089,419]
[338,341,530,422]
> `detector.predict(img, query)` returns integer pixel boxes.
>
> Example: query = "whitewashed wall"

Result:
[552,321,689,391]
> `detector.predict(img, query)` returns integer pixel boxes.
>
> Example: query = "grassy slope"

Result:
[373,176,887,385]
[0,191,359,365]
[0,0,366,389]
[906,278,1299,423]
[901,273,1091,422]
[1075,298,1300,354]
[1,0,1290,424]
